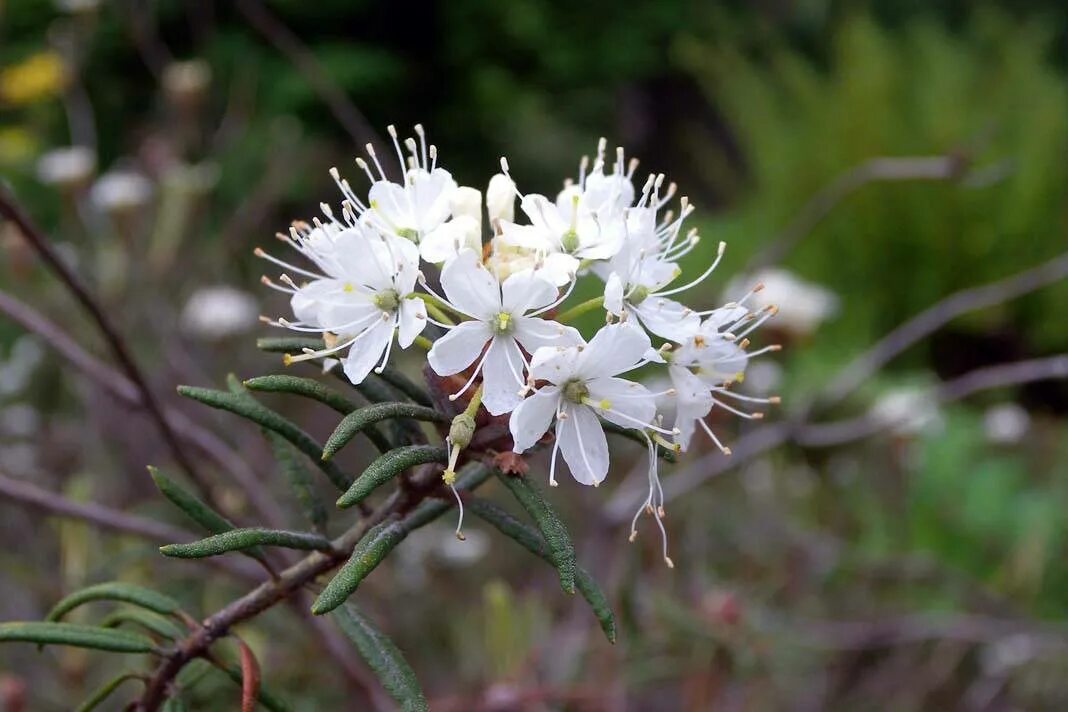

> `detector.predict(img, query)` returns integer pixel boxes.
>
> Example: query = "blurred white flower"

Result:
[36,146,95,188]
[162,59,212,105]
[90,170,152,213]
[54,0,100,14]
[983,403,1030,445]
[180,286,259,340]
[745,360,783,395]
[728,268,838,337]
[870,387,943,437]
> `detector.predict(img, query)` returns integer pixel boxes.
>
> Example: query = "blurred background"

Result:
[2,0,1068,709]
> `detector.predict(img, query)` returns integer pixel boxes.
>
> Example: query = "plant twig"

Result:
[233,0,385,155]
[746,155,972,271]
[0,188,210,498]
[817,251,1068,409]
[0,287,290,530]
[0,471,260,582]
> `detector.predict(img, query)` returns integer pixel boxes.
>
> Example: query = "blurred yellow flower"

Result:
[0,126,38,165]
[0,52,67,105]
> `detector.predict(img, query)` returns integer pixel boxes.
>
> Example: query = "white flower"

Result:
[36,146,95,188]
[427,249,580,415]
[90,169,152,212]
[509,323,662,486]
[667,306,780,451]
[180,286,258,340]
[486,173,516,225]
[983,403,1030,445]
[870,386,943,437]
[259,223,427,385]
[417,186,484,264]
[726,268,838,337]
[496,140,637,280]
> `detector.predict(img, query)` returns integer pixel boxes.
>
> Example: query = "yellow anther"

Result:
[343,282,354,293]
[598,398,612,410]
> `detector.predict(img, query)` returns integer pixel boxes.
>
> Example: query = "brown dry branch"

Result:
[0,188,210,499]
[0,287,290,530]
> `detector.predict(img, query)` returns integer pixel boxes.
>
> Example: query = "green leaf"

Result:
[162,697,188,711]
[265,432,328,532]
[468,499,617,643]
[46,582,180,622]
[257,336,324,354]
[161,529,332,558]
[495,471,577,594]
[74,672,144,712]
[311,521,407,615]
[177,382,352,491]
[324,405,447,461]
[0,622,155,653]
[335,444,448,509]
[100,609,185,640]
[149,466,266,562]
[375,366,433,407]
[331,604,428,712]
[601,421,678,463]
[244,375,358,415]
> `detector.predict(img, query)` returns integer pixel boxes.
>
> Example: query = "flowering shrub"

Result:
[0,126,777,711]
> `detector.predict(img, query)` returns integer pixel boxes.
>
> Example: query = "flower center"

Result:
[626,285,649,305]
[373,289,399,312]
[560,228,580,254]
[563,379,589,404]
[491,310,514,335]
[396,227,419,241]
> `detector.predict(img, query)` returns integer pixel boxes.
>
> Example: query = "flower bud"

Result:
[450,186,482,223]
[486,173,515,225]
[36,146,95,191]
[162,59,211,110]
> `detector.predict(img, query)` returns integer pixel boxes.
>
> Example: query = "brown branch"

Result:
[746,155,972,272]
[233,0,385,155]
[0,470,260,582]
[0,188,210,498]
[817,250,1068,408]
[796,354,1068,447]
[136,462,459,711]
[0,287,290,530]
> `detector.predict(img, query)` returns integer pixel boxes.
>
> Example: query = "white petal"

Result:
[585,376,656,430]
[497,221,554,252]
[519,193,567,237]
[634,296,701,341]
[501,270,558,314]
[669,365,714,451]
[575,323,650,379]
[509,386,561,453]
[419,216,481,264]
[368,181,413,230]
[397,298,427,349]
[556,404,609,486]
[513,316,582,353]
[481,337,526,415]
[528,344,582,385]
[427,320,491,376]
[604,273,625,316]
[341,317,392,385]
[439,249,501,319]
[535,252,580,287]
[291,278,346,325]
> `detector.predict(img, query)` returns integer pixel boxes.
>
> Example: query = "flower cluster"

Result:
[258,126,779,565]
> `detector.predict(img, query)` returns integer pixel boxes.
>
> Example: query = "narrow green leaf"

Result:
[46,582,180,622]
[244,375,358,415]
[331,604,428,712]
[311,521,407,615]
[468,499,617,643]
[257,336,324,354]
[375,366,433,407]
[0,622,155,653]
[161,529,332,558]
[335,445,448,509]
[100,609,184,640]
[265,432,328,532]
[149,466,266,561]
[177,383,352,491]
[162,696,188,711]
[213,660,293,712]
[324,405,447,461]
[601,420,678,463]
[74,672,144,712]
[495,471,577,594]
